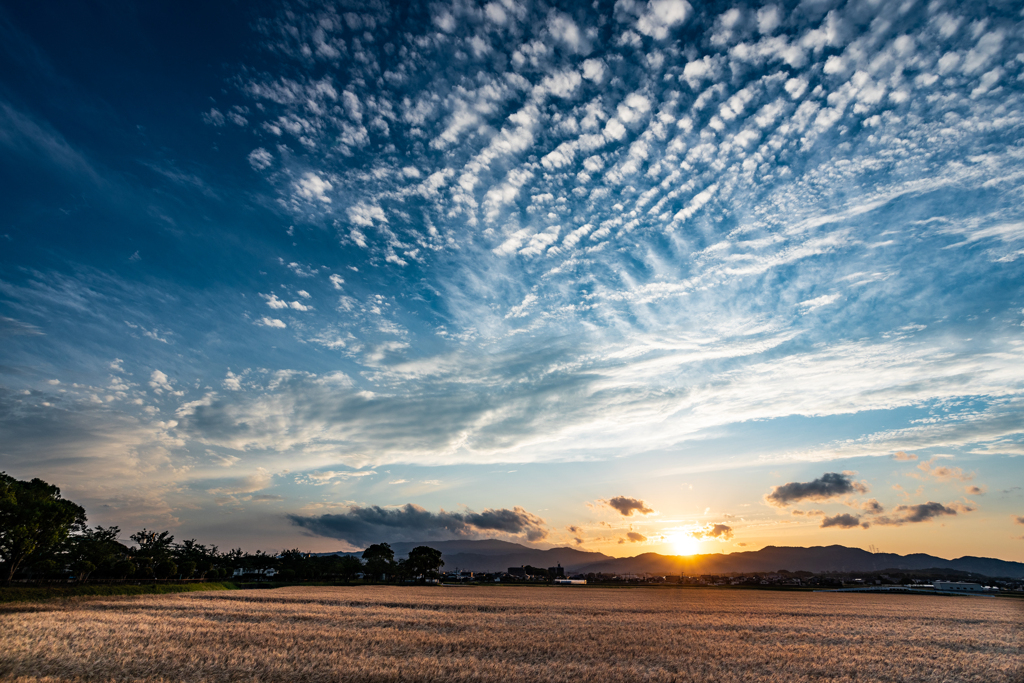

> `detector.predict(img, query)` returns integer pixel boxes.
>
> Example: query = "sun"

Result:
[669,534,702,556]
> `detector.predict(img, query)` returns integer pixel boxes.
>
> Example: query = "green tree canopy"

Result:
[67,526,129,577]
[130,529,175,563]
[336,555,363,584]
[0,472,87,583]
[362,543,394,582]
[407,546,444,582]
[176,538,218,565]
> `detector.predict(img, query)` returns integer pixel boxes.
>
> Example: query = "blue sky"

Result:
[1,0,1023,560]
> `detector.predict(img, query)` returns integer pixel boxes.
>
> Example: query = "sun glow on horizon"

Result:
[669,534,702,556]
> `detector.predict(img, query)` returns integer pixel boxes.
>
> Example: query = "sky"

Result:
[1,0,1023,562]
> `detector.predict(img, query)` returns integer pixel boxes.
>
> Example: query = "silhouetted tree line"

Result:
[0,473,442,585]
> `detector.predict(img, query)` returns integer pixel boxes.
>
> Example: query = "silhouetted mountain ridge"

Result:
[576,545,1024,579]
[317,542,1024,578]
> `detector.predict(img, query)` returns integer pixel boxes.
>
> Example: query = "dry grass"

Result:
[0,586,1020,682]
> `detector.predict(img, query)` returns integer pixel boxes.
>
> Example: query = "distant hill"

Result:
[316,541,1024,579]
[574,546,1024,579]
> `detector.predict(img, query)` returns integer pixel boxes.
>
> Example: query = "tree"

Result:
[74,560,97,582]
[0,473,87,583]
[67,526,130,579]
[130,529,174,561]
[337,555,363,584]
[113,560,136,579]
[154,560,177,579]
[407,546,444,583]
[175,538,217,568]
[279,548,309,580]
[362,543,394,582]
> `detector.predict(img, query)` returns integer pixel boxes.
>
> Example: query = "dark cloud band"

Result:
[766,472,868,507]
[289,503,547,546]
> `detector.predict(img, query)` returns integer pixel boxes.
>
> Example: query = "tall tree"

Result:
[407,546,444,583]
[336,555,363,584]
[0,473,87,583]
[130,529,175,561]
[67,526,129,580]
[362,543,394,582]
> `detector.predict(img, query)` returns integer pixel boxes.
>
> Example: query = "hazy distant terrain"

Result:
[321,541,1024,579]
[1,587,1018,682]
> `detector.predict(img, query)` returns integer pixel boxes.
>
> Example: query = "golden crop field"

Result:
[0,586,1020,682]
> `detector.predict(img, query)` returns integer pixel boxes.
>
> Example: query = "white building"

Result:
[233,567,277,577]
[933,581,983,592]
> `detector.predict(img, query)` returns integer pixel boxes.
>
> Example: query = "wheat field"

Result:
[0,586,1020,682]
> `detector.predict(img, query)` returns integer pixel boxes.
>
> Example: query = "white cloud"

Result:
[223,370,243,391]
[257,317,287,329]
[519,225,561,257]
[247,148,273,170]
[261,293,289,309]
[149,370,173,393]
[548,13,589,54]
[294,172,332,203]
[681,56,721,90]
[484,2,507,25]
[636,0,692,40]
[757,5,781,34]
[971,67,1003,99]
[506,293,538,319]
[301,470,376,485]
[347,202,386,227]
[784,77,808,99]
[202,108,225,126]
[962,31,1003,75]
[536,69,582,99]
[673,184,717,223]
[798,294,841,313]
[581,58,606,82]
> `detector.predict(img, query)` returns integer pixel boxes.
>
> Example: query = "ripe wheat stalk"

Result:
[1,586,1020,682]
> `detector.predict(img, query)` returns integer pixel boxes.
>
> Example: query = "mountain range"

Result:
[318,541,1024,579]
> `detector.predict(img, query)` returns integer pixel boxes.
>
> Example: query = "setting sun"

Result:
[670,534,702,556]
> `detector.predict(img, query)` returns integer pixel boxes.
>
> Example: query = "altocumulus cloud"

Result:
[4,0,1024,544]
[288,503,548,546]
[765,473,868,507]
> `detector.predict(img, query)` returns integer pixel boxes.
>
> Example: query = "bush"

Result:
[113,560,136,579]
[0,582,238,603]
[30,560,60,579]
[154,561,177,580]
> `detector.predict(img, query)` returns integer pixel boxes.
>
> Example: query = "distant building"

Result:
[233,567,277,577]
[933,581,983,592]
[553,579,586,585]
[548,564,565,579]
[508,566,527,578]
